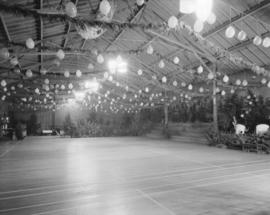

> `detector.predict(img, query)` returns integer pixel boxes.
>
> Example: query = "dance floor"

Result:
[1,136,270,215]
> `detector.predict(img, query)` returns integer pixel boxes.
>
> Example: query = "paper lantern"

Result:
[146,45,153,54]
[68,83,73,89]
[235,79,241,85]
[262,37,270,48]
[179,0,195,14]
[261,78,267,84]
[223,75,229,83]
[197,65,203,74]
[136,0,144,6]
[267,81,270,88]
[145,87,149,93]
[97,54,104,64]
[181,82,186,87]
[230,88,235,94]
[173,80,178,86]
[44,78,49,85]
[45,85,50,91]
[1,80,7,87]
[158,60,165,68]
[64,70,70,78]
[35,88,40,94]
[207,72,214,80]
[10,57,18,66]
[104,71,109,79]
[242,80,248,86]
[99,0,111,16]
[0,48,9,59]
[26,38,35,49]
[225,26,235,38]
[188,84,193,90]
[26,69,33,78]
[61,84,65,90]
[17,83,23,88]
[253,36,262,46]
[40,68,47,75]
[3,87,7,92]
[76,70,82,77]
[194,20,204,33]
[152,75,157,80]
[162,76,167,83]
[237,30,247,41]
[65,2,77,18]
[199,87,204,93]
[56,49,65,60]
[206,12,216,25]
[168,16,178,28]
[173,56,179,64]
[221,90,226,96]
[1,96,6,101]
[137,69,143,76]
[88,63,94,70]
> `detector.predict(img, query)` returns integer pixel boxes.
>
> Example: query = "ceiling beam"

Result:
[203,0,270,38]
[0,15,11,42]
[38,0,43,71]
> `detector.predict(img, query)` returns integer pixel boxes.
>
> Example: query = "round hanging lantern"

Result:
[158,60,165,68]
[10,57,18,66]
[152,75,157,80]
[108,75,113,81]
[3,87,7,92]
[173,56,179,64]
[137,69,143,76]
[262,37,270,48]
[181,82,186,87]
[65,2,77,18]
[1,96,6,101]
[26,69,33,78]
[242,79,248,86]
[225,26,235,38]
[0,48,9,59]
[136,0,144,6]
[221,90,226,96]
[68,83,73,89]
[261,78,267,84]
[97,54,104,64]
[61,84,65,90]
[197,65,203,74]
[207,72,214,80]
[267,81,270,88]
[45,85,50,91]
[162,76,167,83]
[223,75,229,83]
[44,78,49,85]
[237,30,247,41]
[26,38,35,49]
[99,0,111,16]
[1,80,7,87]
[116,82,119,87]
[235,79,241,85]
[194,20,204,33]
[138,89,142,94]
[253,36,262,46]
[206,12,216,25]
[17,83,23,88]
[14,68,20,74]
[188,84,193,90]
[216,87,220,93]
[145,87,149,93]
[179,0,195,14]
[230,88,235,94]
[199,87,204,93]
[64,70,70,78]
[146,45,154,54]
[76,70,82,77]
[56,49,65,60]
[168,16,178,28]
[40,68,47,75]
[35,88,40,94]
[173,80,178,86]
[88,63,94,70]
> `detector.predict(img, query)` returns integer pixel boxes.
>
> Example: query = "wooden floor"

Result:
[1,137,270,215]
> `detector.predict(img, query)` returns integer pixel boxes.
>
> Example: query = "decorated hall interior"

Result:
[0,0,270,214]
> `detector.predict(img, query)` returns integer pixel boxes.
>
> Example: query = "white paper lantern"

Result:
[267,81,270,88]
[235,79,241,85]
[65,2,77,18]
[26,38,35,49]
[64,70,70,78]
[45,85,50,91]
[230,88,235,94]
[1,80,7,87]
[103,71,109,79]
[61,84,65,90]
[221,90,226,96]
[56,49,65,60]
[35,88,40,94]
[3,87,7,92]
[152,75,157,80]
[261,78,267,84]
[97,54,104,64]
[136,0,144,6]
[68,83,73,89]
[208,72,214,80]
[76,70,82,77]
[181,82,186,87]
[162,76,167,83]
[146,45,153,54]
[188,84,193,90]
[99,0,111,16]
[206,12,216,25]
[223,75,229,83]
[1,96,6,101]
[173,80,178,86]
[26,69,33,78]
[17,83,23,88]
[145,87,149,93]
[179,0,195,14]
[137,69,143,76]
[197,65,203,74]
[168,16,178,28]
[88,63,94,70]
[158,60,165,68]
[199,87,204,93]
[173,56,179,64]
[225,26,235,38]
[242,79,248,86]
[194,20,204,33]
[40,68,47,75]
[237,30,247,41]
[44,78,49,85]
[10,57,18,66]
[262,37,270,48]
[253,36,262,46]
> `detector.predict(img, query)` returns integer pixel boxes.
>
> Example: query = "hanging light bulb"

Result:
[44,78,50,85]
[88,63,94,70]
[181,82,186,87]
[238,30,247,41]
[137,69,143,76]
[194,20,204,33]
[230,88,235,94]
[173,56,180,64]
[225,26,235,38]
[188,84,193,90]
[221,90,226,96]
[168,16,178,28]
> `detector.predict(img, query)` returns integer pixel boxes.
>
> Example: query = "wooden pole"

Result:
[213,63,218,133]
[164,103,168,128]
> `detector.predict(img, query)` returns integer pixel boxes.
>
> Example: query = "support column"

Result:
[212,64,219,133]
[164,103,168,128]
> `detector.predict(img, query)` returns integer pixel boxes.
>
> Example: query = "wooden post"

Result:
[213,64,218,133]
[164,103,168,128]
